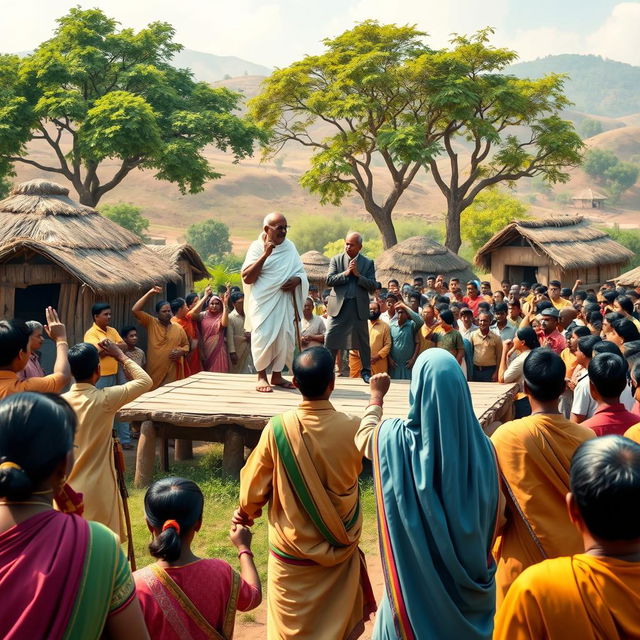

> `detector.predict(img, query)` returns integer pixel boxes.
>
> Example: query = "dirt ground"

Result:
[233,550,384,640]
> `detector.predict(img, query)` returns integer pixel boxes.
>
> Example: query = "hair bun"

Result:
[0,459,33,500]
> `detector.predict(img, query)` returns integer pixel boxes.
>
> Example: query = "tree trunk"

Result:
[367,205,398,249]
[78,190,99,207]
[445,199,462,254]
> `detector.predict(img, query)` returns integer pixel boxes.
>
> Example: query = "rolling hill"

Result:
[509,54,640,118]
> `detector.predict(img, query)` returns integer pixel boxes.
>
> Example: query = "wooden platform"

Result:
[119,372,518,486]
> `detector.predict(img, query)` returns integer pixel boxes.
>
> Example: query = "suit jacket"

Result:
[326,252,376,319]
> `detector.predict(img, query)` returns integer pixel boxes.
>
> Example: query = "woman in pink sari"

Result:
[199,293,230,373]
[0,392,148,640]
[134,477,261,639]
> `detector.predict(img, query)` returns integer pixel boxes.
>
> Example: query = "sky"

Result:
[2,0,640,68]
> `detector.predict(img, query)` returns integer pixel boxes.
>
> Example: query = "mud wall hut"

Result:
[474,216,633,290]
[0,180,184,347]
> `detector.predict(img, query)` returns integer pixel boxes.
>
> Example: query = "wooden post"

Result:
[222,426,245,479]
[175,439,193,461]
[134,420,157,488]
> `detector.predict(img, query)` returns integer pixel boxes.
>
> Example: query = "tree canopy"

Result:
[99,202,150,239]
[0,8,264,206]
[461,189,529,252]
[583,148,639,203]
[250,22,583,252]
[185,219,232,262]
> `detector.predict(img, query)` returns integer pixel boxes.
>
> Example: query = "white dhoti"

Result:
[242,236,308,372]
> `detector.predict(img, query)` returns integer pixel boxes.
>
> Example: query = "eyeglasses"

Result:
[267,224,290,232]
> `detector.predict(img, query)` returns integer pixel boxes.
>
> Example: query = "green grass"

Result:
[124,444,378,582]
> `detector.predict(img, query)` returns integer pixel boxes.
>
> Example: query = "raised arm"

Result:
[242,241,275,285]
[99,341,153,410]
[221,290,230,328]
[132,286,162,320]
[44,307,71,389]
[186,285,212,318]
[355,373,390,459]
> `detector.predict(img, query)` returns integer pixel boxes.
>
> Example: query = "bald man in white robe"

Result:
[242,213,308,392]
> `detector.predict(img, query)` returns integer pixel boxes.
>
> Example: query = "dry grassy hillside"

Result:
[11,75,640,249]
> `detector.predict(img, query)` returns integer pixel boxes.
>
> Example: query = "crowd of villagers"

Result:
[0,269,639,639]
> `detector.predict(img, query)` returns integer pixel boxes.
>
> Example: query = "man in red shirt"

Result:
[536,307,566,354]
[582,353,639,436]
[463,281,483,317]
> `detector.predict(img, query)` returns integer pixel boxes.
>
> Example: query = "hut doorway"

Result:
[14,284,61,325]
[504,265,538,285]
[166,281,183,302]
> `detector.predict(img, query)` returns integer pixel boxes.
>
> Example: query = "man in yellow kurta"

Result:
[132,285,189,389]
[233,346,375,639]
[491,349,595,606]
[349,301,391,377]
[494,436,640,639]
[63,340,152,540]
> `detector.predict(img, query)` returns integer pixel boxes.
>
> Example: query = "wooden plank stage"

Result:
[119,372,518,486]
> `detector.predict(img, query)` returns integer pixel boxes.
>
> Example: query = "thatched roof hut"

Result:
[301,250,330,291]
[616,265,640,288]
[147,243,209,298]
[376,236,476,286]
[474,216,633,289]
[0,179,182,348]
[572,187,607,209]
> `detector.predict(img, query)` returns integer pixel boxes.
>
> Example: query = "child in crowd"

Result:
[134,477,261,639]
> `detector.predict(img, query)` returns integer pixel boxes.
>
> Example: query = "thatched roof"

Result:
[301,250,330,282]
[147,243,209,280]
[474,216,633,271]
[572,188,607,201]
[0,179,180,293]
[616,265,640,287]
[376,236,476,284]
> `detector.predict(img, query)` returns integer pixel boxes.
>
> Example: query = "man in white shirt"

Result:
[380,292,399,326]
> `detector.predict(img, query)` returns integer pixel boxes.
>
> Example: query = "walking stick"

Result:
[291,291,302,353]
[113,431,136,570]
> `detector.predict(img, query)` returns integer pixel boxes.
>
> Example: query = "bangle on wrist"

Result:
[56,340,68,346]
[238,549,254,559]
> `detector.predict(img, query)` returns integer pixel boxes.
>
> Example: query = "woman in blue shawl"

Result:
[356,348,500,639]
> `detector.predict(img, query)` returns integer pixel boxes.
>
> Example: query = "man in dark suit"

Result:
[325,232,377,382]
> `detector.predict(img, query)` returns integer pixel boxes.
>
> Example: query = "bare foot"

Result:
[256,377,273,393]
[270,373,295,389]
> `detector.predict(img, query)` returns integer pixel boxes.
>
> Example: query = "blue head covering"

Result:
[373,349,499,640]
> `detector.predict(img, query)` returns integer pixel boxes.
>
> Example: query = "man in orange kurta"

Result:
[494,436,640,639]
[132,286,189,389]
[491,349,595,606]
[349,301,391,377]
[233,346,375,640]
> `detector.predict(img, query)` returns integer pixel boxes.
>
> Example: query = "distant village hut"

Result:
[147,243,209,299]
[572,188,607,209]
[474,216,633,290]
[301,250,331,292]
[376,236,477,288]
[0,180,183,348]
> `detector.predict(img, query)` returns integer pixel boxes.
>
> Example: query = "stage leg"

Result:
[175,439,193,461]
[135,420,156,488]
[223,427,244,478]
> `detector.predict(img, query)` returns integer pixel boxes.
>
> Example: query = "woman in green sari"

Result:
[0,392,149,640]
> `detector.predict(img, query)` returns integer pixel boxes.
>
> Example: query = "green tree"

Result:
[461,190,529,252]
[583,149,618,180]
[288,216,351,254]
[250,22,582,253]
[99,202,150,238]
[602,226,640,270]
[186,219,232,261]
[605,161,639,201]
[0,8,263,206]
[578,118,603,139]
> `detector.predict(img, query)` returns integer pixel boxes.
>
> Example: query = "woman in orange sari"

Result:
[134,477,261,639]
[0,392,148,640]
[171,287,211,376]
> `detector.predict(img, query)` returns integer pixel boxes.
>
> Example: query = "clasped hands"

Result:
[281,276,301,292]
